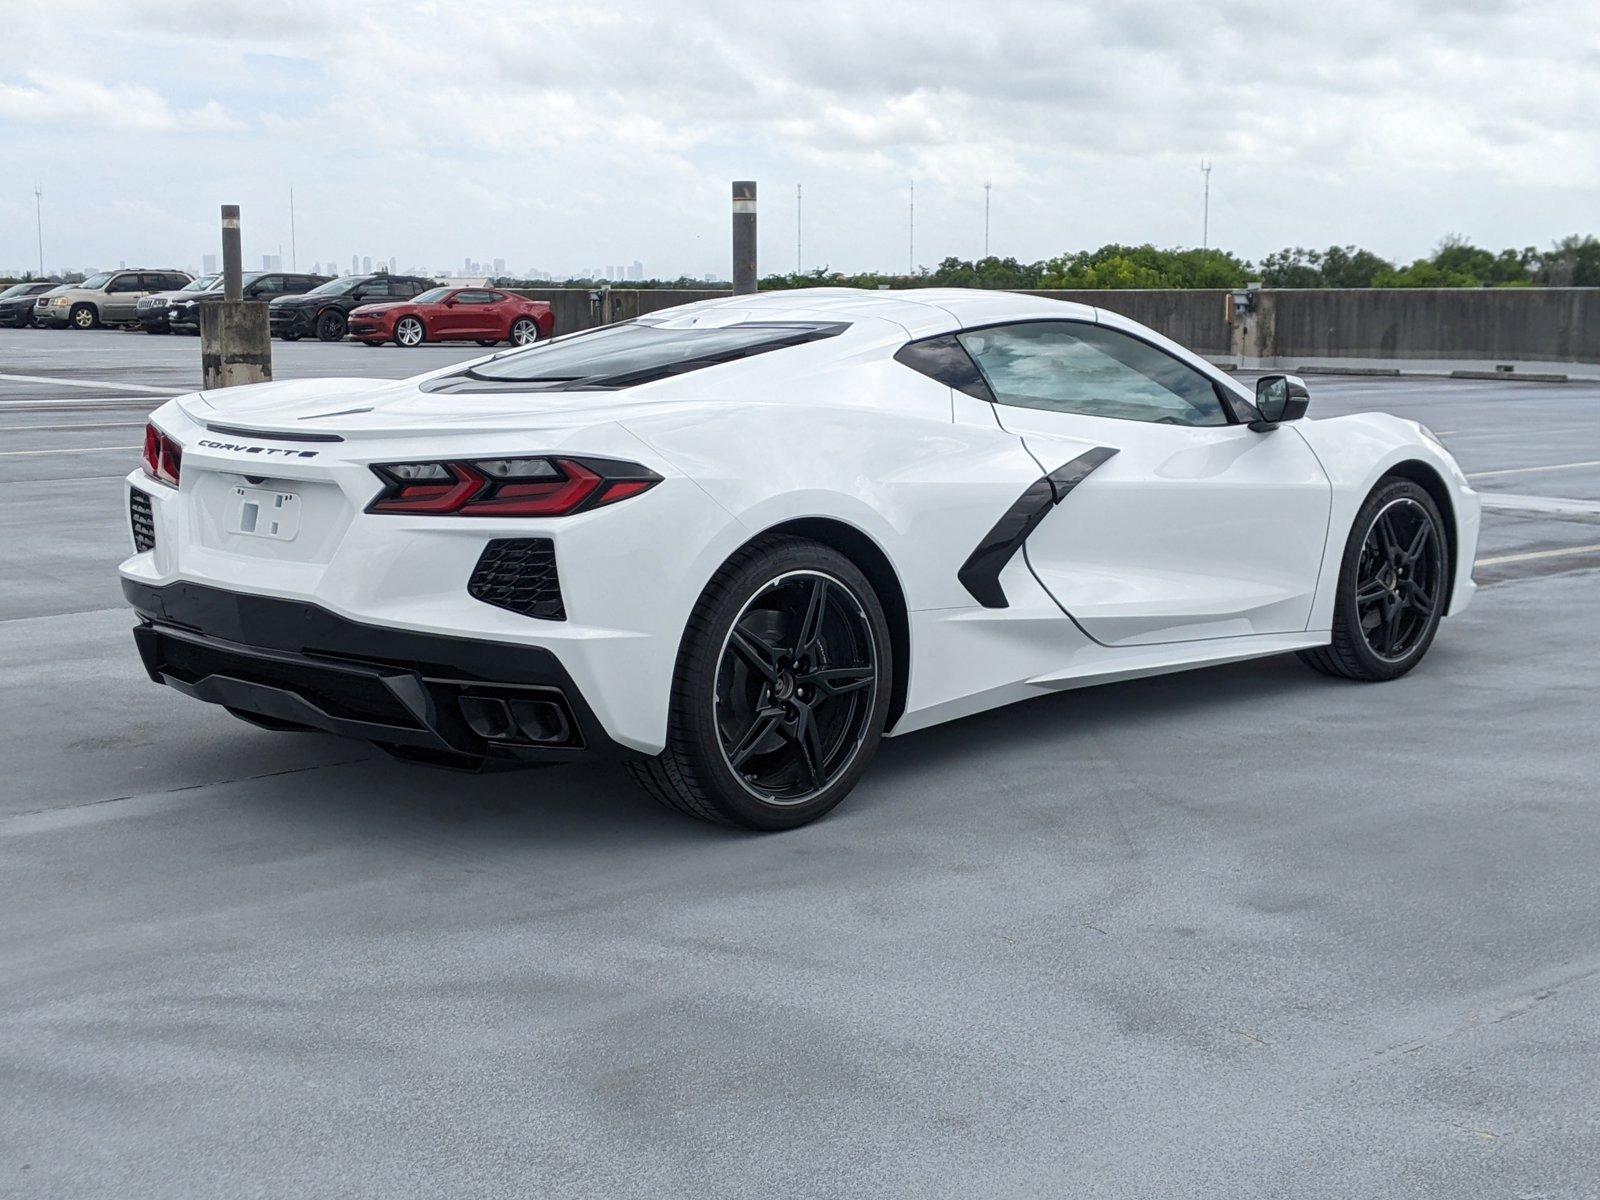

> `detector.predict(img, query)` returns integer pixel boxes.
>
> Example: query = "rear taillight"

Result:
[367,456,661,516]
[140,423,181,487]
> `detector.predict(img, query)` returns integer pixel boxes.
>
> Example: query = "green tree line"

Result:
[751,234,1600,291]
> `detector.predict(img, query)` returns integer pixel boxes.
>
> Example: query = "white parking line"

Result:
[0,445,138,458]
[1467,459,1600,480]
[1476,543,1600,567]
[0,372,186,395]
[1479,493,1600,516]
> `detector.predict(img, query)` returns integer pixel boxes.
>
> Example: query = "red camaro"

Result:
[347,287,555,348]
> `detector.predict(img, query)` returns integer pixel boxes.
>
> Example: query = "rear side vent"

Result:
[130,489,156,552]
[468,538,564,620]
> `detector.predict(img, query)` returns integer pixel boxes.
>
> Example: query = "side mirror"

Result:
[1251,374,1311,430]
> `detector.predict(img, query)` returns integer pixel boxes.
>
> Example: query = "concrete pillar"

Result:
[201,205,271,389]
[221,204,243,301]
[732,181,757,295]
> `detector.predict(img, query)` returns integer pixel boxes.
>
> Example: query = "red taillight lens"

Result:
[141,423,181,487]
[367,456,659,516]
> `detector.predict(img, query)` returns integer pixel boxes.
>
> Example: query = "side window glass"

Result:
[254,276,286,294]
[957,322,1230,427]
[109,274,142,293]
[458,290,495,305]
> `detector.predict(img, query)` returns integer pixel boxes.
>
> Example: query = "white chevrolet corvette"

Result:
[123,288,1480,828]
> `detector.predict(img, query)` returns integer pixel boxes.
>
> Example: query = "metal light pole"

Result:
[907,181,915,276]
[221,204,243,300]
[1200,161,1212,250]
[289,187,297,272]
[732,181,757,295]
[984,182,992,258]
[34,183,45,277]
[796,183,802,275]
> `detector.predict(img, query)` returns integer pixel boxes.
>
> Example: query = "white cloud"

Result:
[0,0,1596,276]
[0,72,244,134]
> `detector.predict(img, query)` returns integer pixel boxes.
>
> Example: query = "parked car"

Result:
[0,281,57,328]
[167,271,329,335]
[120,288,1480,830]
[137,273,220,334]
[348,286,554,347]
[35,269,192,329]
[268,274,434,342]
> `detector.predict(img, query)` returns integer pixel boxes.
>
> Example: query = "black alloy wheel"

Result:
[316,309,347,341]
[714,571,878,805]
[1300,478,1450,681]
[629,537,892,830]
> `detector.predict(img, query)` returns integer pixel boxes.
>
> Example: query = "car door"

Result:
[246,273,287,301]
[453,289,501,337]
[957,319,1332,646]
[106,272,146,321]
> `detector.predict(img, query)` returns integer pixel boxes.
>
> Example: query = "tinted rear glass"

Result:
[438,320,846,391]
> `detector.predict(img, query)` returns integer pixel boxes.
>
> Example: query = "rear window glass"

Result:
[427,320,847,392]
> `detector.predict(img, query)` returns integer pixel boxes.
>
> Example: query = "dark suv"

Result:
[269,274,434,342]
[166,271,330,335]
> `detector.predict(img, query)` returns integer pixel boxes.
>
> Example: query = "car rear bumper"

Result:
[124,578,629,767]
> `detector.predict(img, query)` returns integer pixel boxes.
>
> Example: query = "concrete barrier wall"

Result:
[510,286,1599,365]
[1268,288,1598,364]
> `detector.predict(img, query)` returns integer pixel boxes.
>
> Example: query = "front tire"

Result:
[628,537,892,830]
[70,304,98,330]
[315,309,346,342]
[394,316,425,347]
[1299,478,1449,682]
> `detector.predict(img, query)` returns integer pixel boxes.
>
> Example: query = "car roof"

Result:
[654,286,1098,337]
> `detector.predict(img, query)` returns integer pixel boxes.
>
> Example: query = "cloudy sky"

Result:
[2,0,1595,278]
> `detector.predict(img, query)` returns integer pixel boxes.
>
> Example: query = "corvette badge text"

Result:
[197,440,319,459]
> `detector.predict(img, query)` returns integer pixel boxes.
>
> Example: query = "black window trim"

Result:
[899,316,1256,426]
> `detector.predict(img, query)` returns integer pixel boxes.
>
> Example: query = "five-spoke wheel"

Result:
[629,537,893,829]
[1300,478,1450,681]
[395,316,425,347]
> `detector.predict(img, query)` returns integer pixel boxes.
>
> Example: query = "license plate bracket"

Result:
[230,485,302,541]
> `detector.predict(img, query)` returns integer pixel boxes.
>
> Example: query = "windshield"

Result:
[181,274,221,292]
[412,287,454,304]
[450,320,846,390]
[306,277,363,296]
[0,283,39,299]
[79,273,113,290]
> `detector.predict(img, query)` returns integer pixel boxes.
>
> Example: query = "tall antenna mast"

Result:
[984,181,992,258]
[907,181,915,276]
[34,183,45,277]
[1200,161,1212,250]
[796,183,802,274]
[289,187,297,272]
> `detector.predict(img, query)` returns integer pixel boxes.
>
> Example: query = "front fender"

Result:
[1291,413,1480,627]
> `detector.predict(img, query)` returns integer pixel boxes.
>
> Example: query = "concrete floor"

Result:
[2,329,1599,1198]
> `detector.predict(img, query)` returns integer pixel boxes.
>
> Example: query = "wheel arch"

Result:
[1377,459,1460,613]
[726,516,911,731]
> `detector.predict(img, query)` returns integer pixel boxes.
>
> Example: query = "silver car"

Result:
[35,268,193,330]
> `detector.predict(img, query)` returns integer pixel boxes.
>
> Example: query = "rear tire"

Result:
[315,309,346,342]
[1299,478,1450,682]
[628,537,892,830]
[510,316,539,346]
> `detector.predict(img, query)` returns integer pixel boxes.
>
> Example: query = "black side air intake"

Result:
[468,538,565,620]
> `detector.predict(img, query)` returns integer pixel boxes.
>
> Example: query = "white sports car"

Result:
[122,288,1479,828]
